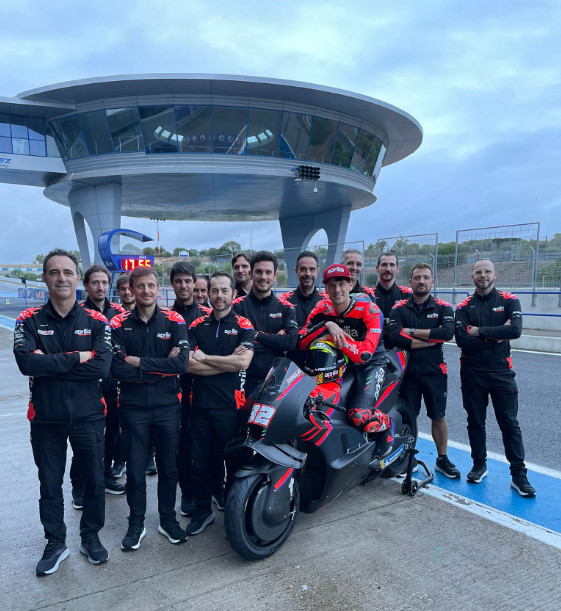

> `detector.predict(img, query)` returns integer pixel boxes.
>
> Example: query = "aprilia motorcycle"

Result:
[224,349,433,560]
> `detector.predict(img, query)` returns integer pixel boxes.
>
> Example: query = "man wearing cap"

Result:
[299,264,393,451]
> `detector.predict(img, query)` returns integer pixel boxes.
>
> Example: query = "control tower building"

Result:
[0,74,422,281]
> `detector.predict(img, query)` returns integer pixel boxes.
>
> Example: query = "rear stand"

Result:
[401,447,433,497]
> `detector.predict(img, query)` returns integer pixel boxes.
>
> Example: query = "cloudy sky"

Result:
[1,0,560,262]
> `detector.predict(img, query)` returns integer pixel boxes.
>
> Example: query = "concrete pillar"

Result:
[279,205,352,286]
[68,183,122,269]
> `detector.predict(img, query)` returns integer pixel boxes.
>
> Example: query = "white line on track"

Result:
[512,348,561,356]
[418,432,561,479]
[420,484,561,551]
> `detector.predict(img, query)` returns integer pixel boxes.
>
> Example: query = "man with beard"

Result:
[116,274,135,311]
[69,265,126,507]
[186,272,254,535]
[374,251,412,346]
[387,263,459,478]
[343,249,376,301]
[111,267,189,550]
[232,253,252,297]
[233,251,298,397]
[455,260,535,496]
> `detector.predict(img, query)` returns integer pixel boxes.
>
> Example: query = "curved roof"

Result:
[17,74,422,166]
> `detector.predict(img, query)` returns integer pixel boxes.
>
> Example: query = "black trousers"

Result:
[120,403,181,523]
[190,408,237,513]
[460,367,526,474]
[177,401,225,499]
[30,419,105,541]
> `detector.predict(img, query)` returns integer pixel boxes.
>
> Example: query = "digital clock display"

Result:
[113,255,155,272]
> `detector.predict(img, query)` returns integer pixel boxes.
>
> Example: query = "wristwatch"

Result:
[410,328,416,336]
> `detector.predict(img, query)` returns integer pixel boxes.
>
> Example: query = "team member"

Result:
[186,272,254,535]
[374,251,412,345]
[455,260,535,496]
[387,263,459,478]
[193,276,210,306]
[299,264,392,451]
[280,251,325,328]
[111,267,190,550]
[168,262,217,517]
[69,265,126,501]
[116,273,135,311]
[232,252,252,297]
[233,251,298,396]
[343,249,376,301]
[14,249,111,575]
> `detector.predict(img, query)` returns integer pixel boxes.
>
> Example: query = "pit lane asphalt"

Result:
[1,327,560,610]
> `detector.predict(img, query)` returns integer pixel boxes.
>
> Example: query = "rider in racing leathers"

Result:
[299,264,393,451]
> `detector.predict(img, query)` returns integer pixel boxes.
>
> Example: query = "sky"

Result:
[1,0,560,262]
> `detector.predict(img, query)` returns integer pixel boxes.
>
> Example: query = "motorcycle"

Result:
[224,348,433,560]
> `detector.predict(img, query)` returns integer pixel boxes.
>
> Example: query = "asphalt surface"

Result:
[1,314,561,609]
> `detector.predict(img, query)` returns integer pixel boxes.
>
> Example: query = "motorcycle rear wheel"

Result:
[225,473,300,560]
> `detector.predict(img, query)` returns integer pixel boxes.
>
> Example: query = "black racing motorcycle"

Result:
[224,348,433,560]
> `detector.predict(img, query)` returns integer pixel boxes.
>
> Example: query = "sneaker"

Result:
[435,455,461,479]
[212,489,225,512]
[121,520,146,551]
[467,461,488,484]
[186,510,215,536]
[158,521,187,544]
[105,475,125,495]
[146,456,157,476]
[72,487,84,510]
[79,533,109,565]
[112,462,126,479]
[36,540,69,576]
[180,495,195,517]
[511,472,536,497]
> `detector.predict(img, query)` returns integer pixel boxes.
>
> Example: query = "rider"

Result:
[299,264,394,452]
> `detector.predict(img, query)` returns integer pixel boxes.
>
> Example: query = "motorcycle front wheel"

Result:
[225,473,300,561]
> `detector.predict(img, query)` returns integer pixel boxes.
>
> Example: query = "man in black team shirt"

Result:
[343,249,377,301]
[69,265,126,508]
[14,249,112,575]
[186,272,254,535]
[387,263,460,479]
[111,267,190,550]
[232,252,252,297]
[169,262,224,515]
[374,251,412,346]
[233,251,298,397]
[280,251,324,328]
[455,259,535,497]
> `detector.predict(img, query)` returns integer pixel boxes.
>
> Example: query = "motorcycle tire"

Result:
[225,473,300,561]
[380,402,418,479]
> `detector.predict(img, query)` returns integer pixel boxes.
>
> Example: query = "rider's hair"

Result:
[116,273,130,289]
[43,249,80,275]
[296,251,318,266]
[250,250,278,273]
[410,262,433,278]
[232,252,251,266]
[83,264,111,285]
[169,261,197,283]
[377,250,399,266]
[129,267,159,287]
[209,271,235,291]
[342,249,362,262]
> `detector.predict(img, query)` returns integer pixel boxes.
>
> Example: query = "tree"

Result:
[143,247,156,255]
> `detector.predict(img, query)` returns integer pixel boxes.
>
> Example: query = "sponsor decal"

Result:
[74,328,91,336]
[38,329,54,335]
[224,328,238,335]
[0,157,12,168]
[379,445,404,469]
[427,313,439,318]
[157,332,171,340]
[492,306,504,312]
[269,312,282,318]
[327,266,345,275]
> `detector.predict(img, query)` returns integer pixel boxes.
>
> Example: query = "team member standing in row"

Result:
[343,249,377,301]
[115,273,135,312]
[111,267,190,551]
[232,252,253,298]
[387,263,460,478]
[455,259,535,496]
[14,249,112,575]
[233,251,298,397]
[193,276,210,307]
[186,272,255,535]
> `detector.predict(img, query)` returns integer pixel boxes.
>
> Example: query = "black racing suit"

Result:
[187,310,255,509]
[233,291,298,396]
[299,293,391,435]
[387,295,454,420]
[14,300,111,542]
[170,300,210,501]
[455,288,527,474]
[110,306,189,524]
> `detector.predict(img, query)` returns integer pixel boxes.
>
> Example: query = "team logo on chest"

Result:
[224,328,238,335]
[74,328,91,336]
[157,332,171,340]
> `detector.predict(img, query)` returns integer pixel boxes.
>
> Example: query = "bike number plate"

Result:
[248,403,276,427]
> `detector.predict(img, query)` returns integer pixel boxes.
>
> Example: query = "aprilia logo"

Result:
[74,328,91,336]
[157,332,171,339]
[269,312,282,318]
[492,306,504,312]
[224,328,238,335]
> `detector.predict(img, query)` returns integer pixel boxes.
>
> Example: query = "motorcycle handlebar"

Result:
[316,398,346,413]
